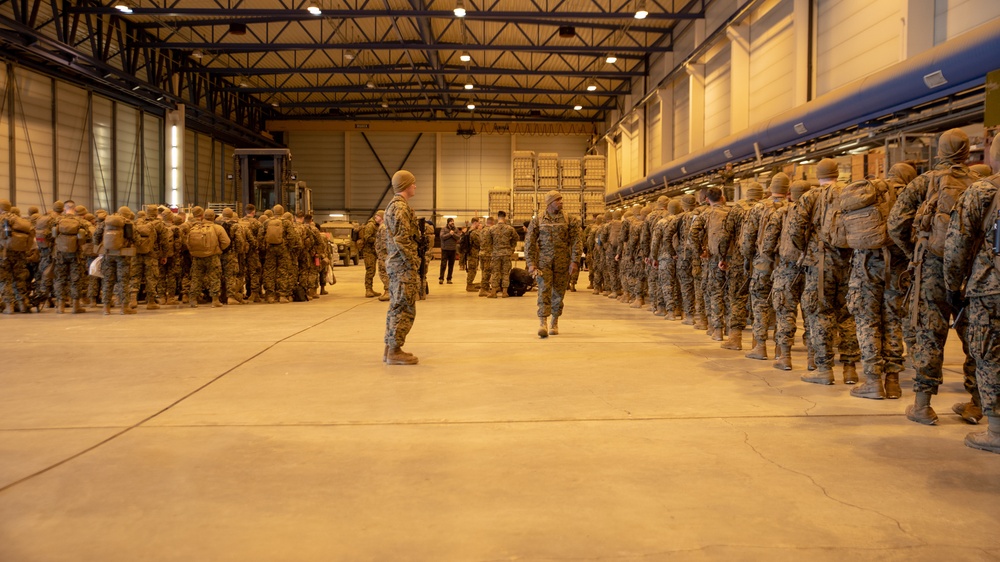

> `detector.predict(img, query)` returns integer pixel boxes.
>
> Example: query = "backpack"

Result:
[820,184,850,249]
[914,167,976,258]
[221,221,234,252]
[55,217,81,253]
[102,216,126,252]
[705,205,730,257]
[840,179,895,250]
[134,221,155,255]
[160,224,176,258]
[187,223,219,257]
[459,231,472,255]
[777,206,801,263]
[240,218,258,252]
[35,215,54,248]
[265,220,284,245]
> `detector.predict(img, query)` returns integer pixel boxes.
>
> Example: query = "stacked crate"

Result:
[582,155,607,217]
[512,192,537,224]
[559,158,582,190]
[488,188,511,219]
[537,153,559,191]
[512,150,537,224]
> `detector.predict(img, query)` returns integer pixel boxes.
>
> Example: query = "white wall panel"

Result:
[647,100,662,171]
[672,24,697,60]
[934,0,1000,44]
[287,131,346,211]
[512,135,587,157]
[56,82,90,208]
[142,113,162,206]
[13,69,53,211]
[816,0,900,96]
[438,134,510,214]
[350,132,435,217]
[749,0,795,125]
[704,44,731,145]
[673,77,690,158]
[92,96,113,211]
[706,0,739,34]
[116,104,140,210]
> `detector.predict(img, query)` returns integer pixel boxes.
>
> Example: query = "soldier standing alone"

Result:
[383,170,421,365]
[525,190,582,338]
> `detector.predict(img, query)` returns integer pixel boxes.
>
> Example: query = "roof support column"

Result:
[727,23,750,134]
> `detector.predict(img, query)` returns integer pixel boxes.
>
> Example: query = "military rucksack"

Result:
[35,214,54,249]
[819,183,850,249]
[102,216,126,252]
[265,219,284,245]
[55,217,82,253]
[705,205,730,257]
[134,221,155,255]
[240,218,258,252]
[840,179,894,250]
[777,206,801,263]
[914,167,976,257]
[187,222,219,258]
[3,215,33,252]
[160,223,176,258]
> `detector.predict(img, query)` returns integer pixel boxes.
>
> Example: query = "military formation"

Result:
[583,129,1000,454]
[0,201,333,315]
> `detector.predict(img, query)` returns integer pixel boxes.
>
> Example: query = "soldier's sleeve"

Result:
[650,221,663,260]
[689,212,706,249]
[524,219,539,269]
[639,220,652,258]
[759,208,783,257]
[888,175,928,260]
[217,224,231,251]
[943,184,988,292]
[569,217,582,263]
[740,206,761,259]
[718,206,741,258]
[787,191,816,253]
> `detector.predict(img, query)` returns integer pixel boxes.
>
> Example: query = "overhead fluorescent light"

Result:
[454,0,466,17]
[467,102,476,110]
[573,105,583,111]
[606,54,618,64]
[114,1,133,14]
[586,80,597,92]
[307,2,322,15]
[460,51,471,62]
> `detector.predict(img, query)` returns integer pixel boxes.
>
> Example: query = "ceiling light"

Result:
[635,1,649,20]
[460,51,471,62]
[366,80,375,89]
[454,0,466,17]
[307,2,322,15]
[464,78,474,90]
[381,99,389,108]
[344,50,355,60]
[191,49,204,60]
[467,102,476,110]
[574,104,583,111]
[586,80,598,92]
[271,102,279,107]
[606,54,618,64]
[114,1,133,14]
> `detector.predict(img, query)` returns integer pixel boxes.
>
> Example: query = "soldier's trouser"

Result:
[264,246,293,296]
[536,261,570,318]
[646,262,659,306]
[847,249,905,380]
[727,257,750,331]
[909,254,978,396]
[131,254,160,301]
[657,257,679,312]
[384,272,419,348]
[570,256,582,286]
[87,258,102,302]
[607,253,620,293]
[53,251,83,300]
[377,255,389,289]
[801,247,860,369]
[363,247,378,289]
[101,254,132,306]
[0,253,29,307]
[749,261,774,343]
[246,253,262,296]
[223,252,241,298]
[705,256,726,331]
[35,247,53,298]
[590,253,603,290]
[190,255,222,298]
[772,260,806,349]
[465,253,479,286]
[491,255,513,290]
[967,295,1000,415]
[676,256,699,319]
[160,258,180,298]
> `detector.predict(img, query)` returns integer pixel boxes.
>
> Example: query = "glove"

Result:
[946,290,966,313]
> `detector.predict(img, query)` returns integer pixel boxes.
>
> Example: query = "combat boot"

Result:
[72,299,86,314]
[57,299,65,314]
[190,298,199,308]
[664,310,676,321]
[850,367,885,400]
[745,339,768,360]
[102,302,111,315]
[538,317,549,339]
[906,391,938,425]
[279,296,290,304]
[773,345,792,371]
[693,316,708,331]
[842,363,859,385]
[964,416,1000,454]
[487,289,497,299]
[499,291,508,299]
[710,328,723,341]
[383,345,388,363]
[467,284,478,292]
[952,393,984,425]
[265,293,276,304]
[166,295,180,305]
[654,306,666,317]
[212,296,223,308]
[601,290,611,296]
[385,347,418,365]
[681,314,694,326]
[130,293,138,308]
[884,372,902,399]
[549,317,559,336]
[569,283,576,292]
[721,329,743,350]
[147,300,160,310]
[801,367,834,385]
[379,291,390,302]
[365,288,377,298]
[479,287,488,297]
[807,348,817,371]
[121,303,137,315]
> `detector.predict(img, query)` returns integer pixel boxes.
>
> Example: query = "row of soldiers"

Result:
[583,128,1000,454]
[0,200,334,315]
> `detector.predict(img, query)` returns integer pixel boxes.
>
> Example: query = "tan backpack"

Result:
[55,217,82,253]
[134,221,155,255]
[819,184,850,249]
[705,205,730,257]
[265,219,284,245]
[914,167,976,257]
[840,179,894,250]
[777,206,800,263]
[35,215,54,248]
[102,216,126,252]
[187,222,219,258]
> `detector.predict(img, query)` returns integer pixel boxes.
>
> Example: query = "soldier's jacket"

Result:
[718,197,758,260]
[760,203,791,262]
[222,219,248,255]
[92,214,135,253]
[467,228,482,258]
[787,183,843,267]
[650,216,678,261]
[138,216,169,258]
[888,163,976,260]
[308,224,326,258]
[360,218,379,253]
[944,174,1000,298]
[740,198,786,264]
[375,223,388,260]
[240,216,261,254]
[623,215,644,259]
[184,220,231,256]
[487,221,518,257]
[160,218,180,258]
[258,216,299,251]
[52,214,88,254]
[680,204,707,258]
[384,194,420,275]
[690,203,729,258]
[525,210,582,270]
[640,207,669,260]
[584,223,597,254]
[293,222,312,254]
[479,224,494,257]
[608,218,624,257]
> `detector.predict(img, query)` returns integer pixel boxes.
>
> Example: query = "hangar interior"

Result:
[2,0,1000,560]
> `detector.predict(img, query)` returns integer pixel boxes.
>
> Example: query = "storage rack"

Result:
[488,188,511,219]
[511,150,537,225]
[582,155,607,219]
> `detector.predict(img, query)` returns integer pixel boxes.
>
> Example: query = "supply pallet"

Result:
[512,192,537,224]
[488,188,512,218]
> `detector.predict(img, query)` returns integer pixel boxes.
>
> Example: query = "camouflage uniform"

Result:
[677,201,706,326]
[479,222,494,296]
[51,212,89,307]
[944,172,1000,449]
[640,198,670,311]
[603,212,623,296]
[186,214,231,304]
[740,194,786,352]
[360,216,381,294]
[487,219,518,295]
[650,209,682,317]
[131,208,167,306]
[241,214,263,301]
[220,212,247,303]
[718,194,760,340]
[690,202,730,336]
[384,193,420,349]
[761,195,810,367]
[259,208,298,301]
[33,210,60,304]
[525,208,582,319]
[465,225,481,289]
[94,209,136,313]
[375,222,390,291]
[160,215,182,303]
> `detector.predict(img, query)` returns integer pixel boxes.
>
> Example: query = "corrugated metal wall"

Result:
[815,0,901,96]
[92,96,114,211]
[287,131,346,211]
[647,99,662,171]
[350,132,435,216]
[934,0,1000,43]
[512,135,587,156]
[56,83,90,207]
[704,43,732,145]
[749,0,795,125]
[673,77,690,158]
[116,105,140,209]
[12,69,53,211]
[438,133,511,214]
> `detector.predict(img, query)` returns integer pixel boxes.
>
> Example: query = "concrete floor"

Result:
[1,263,998,562]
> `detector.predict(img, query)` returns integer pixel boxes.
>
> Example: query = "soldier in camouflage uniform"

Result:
[486,210,519,298]
[383,170,421,365]
[185,208,230,308]
[690,187,730,340]
[525,190,582,338]
[787,159,861,385]
[650,199,684,319]
[944,140,1000,452]
[464,217,482,292]
[259,205,298,304]
[740,175,789,359]
[375,213,390,301]
[32,201,62,308]
[641,197,670,313]
[73,207,96,306]
[618,204,644,306]
[86,210,107,307]
[220,208,247,304]
[888,129,981,424]
[0,203,34,313]
[240,205,263,302]
[587,213,606,294]
[157,210,181,305]
[360,211,383,298]
[130,205,166,310]
[50,201,89,314]
[677,194,707,329]
[478,216,495,297]
[95,206,137,315]
[604,210,623,298]
[717,183,762,350]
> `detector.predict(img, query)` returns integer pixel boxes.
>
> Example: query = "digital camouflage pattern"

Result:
[384,193,420,349]
[525,208,582,318]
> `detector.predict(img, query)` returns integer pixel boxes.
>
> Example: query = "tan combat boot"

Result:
[745,338,768,360]
[72,299,86,314]
[906,391,938,425]
[102,302,111,315]
[884,372,902,399]
[654,306,666,317]
[710,328,723,341]
[499,290,508,298]
[147,299,160,310]
[964,416,1000,454]
[538,317,549,339]
[773,345,792,371]
[385,347,418,365]
[801,366,834,385]
[850,367,885,400]
[721,329,743,350]
[842,362,859,384]
[952,393,984,425]
[379,291,390,301]
[57,299,65,314]
[121,303,137,315]
[365,288,377,298]
[212,296,223,308]
[487,289,497,299]
[478,287,488,297]
[807,348,817,371]
[549,317,559,336]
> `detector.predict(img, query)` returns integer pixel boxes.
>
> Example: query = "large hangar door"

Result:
[704,43,731,145]
[350,132,435,218]
[673,77,690,159]
[92,96,114,212]
[288,131,346,212]
[12,69,54,211]
[116,104,140,210]
[438,134,511,214]
[56,82,91,208]
[816,0,900,96]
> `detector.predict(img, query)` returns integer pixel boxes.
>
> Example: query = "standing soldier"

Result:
[486,210,519,298]
[383,170,421,365]
[587,214,606,295]
[650,199,683,318]
[690,187,730,341]
[677,195,707,329]
[604,210,623,298]
[718,182,763,350]
[159,210,181,305]
[943,139,1000,452]
[259,205,297,304]
[374,213,390,301]
[131,204,166,310]
[641,197,671,312]
[0,203,34,313]
[741,175,790,359]
[220,207,247,304]
[50,201,89,314]
[360,211,383,298]
[464,217,482,292]
[185,207,230,308]
[241,204,263,302]
[479,216,495,297]
[888,128,982,424]
[95,206,137,315]
[32,201,62,309]
[525,190,582,338]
